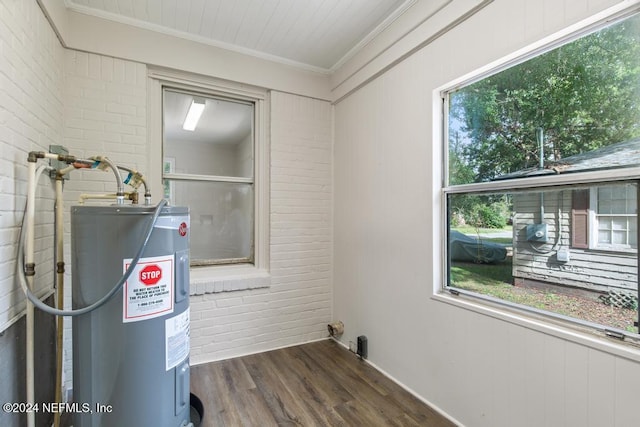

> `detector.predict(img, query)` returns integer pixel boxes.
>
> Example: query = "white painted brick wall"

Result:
[0,0,64,331]
[189,91,333,364]
[62,50,147,199]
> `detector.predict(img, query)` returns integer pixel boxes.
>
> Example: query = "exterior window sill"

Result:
[189,264,270,295]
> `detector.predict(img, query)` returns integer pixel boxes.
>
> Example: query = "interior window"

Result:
[163,89,255,266]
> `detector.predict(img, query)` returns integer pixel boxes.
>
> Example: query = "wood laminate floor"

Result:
[190,339,455,427]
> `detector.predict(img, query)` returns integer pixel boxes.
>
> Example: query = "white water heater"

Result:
[71,204,191,427]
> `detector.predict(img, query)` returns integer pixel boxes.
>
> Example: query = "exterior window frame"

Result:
[147,68,270,282]
[588,186,638,252]
[439,8,640,342]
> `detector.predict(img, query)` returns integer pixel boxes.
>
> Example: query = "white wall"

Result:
[333,0,640,426]
[0,0,63,331]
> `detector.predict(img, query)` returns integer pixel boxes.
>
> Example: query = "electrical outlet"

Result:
[357,335,368,359]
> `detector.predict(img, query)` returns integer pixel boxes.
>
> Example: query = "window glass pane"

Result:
[163,90,253,178]
[598,231,611,244]
[447,184,638,333]
[447,13,640,185]
[167,180,254,264]
[612,230,627,245]
[611,201,627,214]
[611,218,627,231]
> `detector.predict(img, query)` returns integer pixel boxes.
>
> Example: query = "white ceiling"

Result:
[64,0,416,72]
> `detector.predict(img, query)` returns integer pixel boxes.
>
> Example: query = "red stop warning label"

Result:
[139,264,162,286]
[123,255,174,323]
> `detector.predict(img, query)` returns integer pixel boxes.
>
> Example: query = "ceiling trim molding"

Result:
[63,0,422,75]
[38,0,70,46]
[331,0,494,103]
[57,8,332,100]
[330,0,418,72]
[64,1,333,75]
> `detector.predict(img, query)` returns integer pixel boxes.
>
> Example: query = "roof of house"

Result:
[495,138,640,180]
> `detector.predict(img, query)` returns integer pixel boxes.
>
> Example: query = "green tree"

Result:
[450,14,640,183]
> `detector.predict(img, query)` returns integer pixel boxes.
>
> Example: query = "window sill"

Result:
[432,291,640,363]
[189,264,270,295]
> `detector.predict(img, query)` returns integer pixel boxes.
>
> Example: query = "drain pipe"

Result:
[537,128,545,222]
[24,159,51,427]
[53,175,64,427]
[24,151,77,427]
[25,160,35,427]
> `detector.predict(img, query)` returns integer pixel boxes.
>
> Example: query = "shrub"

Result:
[470,204,507,229]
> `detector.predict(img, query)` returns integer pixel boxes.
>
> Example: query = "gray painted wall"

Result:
[0,296,56,427]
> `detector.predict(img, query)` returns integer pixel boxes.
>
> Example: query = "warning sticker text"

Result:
[123,255,174,323]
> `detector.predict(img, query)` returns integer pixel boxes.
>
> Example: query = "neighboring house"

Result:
[498,139,640,296]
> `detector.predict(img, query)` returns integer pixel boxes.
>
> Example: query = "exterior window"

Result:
[163,89,255,266]
[590,186,638,250]
[444,12,640,337]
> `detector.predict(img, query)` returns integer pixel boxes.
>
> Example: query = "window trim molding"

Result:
[147,67,270,289]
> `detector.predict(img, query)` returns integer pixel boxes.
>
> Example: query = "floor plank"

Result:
[191,340,456,427]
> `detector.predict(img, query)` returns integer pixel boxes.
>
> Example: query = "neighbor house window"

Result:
[163,88,255,266]
[590,186,638,250]
[444,12,640,338]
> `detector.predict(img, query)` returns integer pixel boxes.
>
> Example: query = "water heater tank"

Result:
[71,204,191,427]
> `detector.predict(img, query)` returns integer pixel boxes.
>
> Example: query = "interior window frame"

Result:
[147,68,270,281]
[161,87,256,266]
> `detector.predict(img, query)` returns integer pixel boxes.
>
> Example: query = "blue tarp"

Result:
[449,230,507,263]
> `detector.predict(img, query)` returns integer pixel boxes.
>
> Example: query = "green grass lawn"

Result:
[450,258,638,331]
[450,262,549,308]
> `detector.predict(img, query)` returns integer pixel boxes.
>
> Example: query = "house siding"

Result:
[513,190,637,294]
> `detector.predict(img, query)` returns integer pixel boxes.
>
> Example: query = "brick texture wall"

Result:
[63,50,148,194]
[189,91,333,364]
[0,0,63,331]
